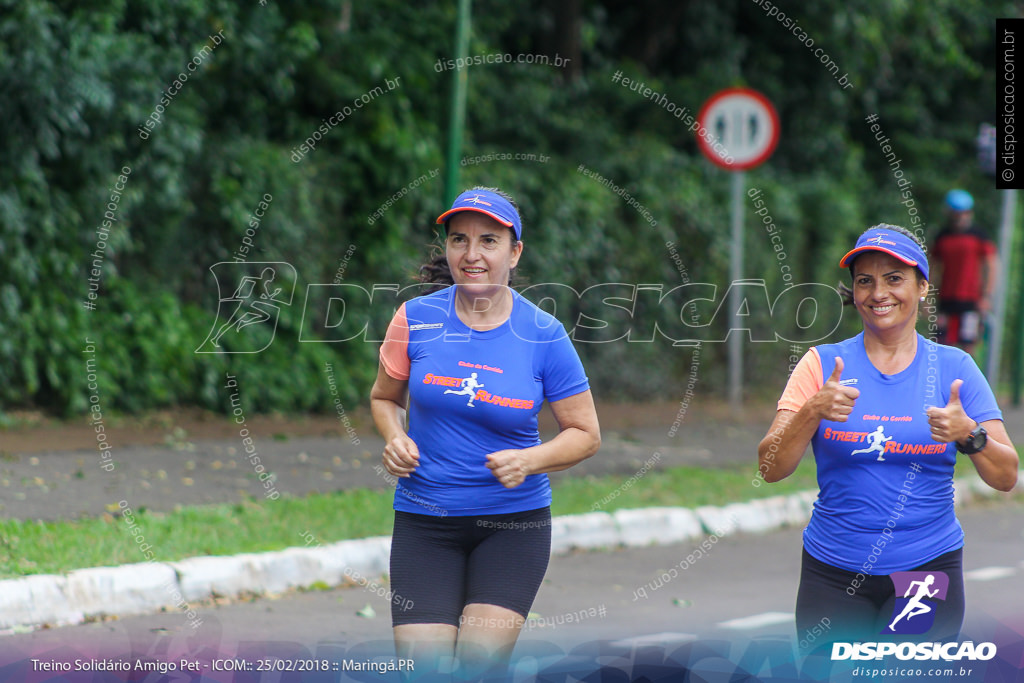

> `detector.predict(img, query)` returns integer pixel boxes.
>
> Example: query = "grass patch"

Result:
[552,459,819,515]
[0,489,395,578]
[0,457,992,578]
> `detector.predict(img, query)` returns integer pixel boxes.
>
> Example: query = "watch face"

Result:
[965,426,987,454]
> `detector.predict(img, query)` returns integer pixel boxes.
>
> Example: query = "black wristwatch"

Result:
[957,423,988,455]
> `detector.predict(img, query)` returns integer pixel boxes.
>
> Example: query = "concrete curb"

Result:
[1,475,1018,632]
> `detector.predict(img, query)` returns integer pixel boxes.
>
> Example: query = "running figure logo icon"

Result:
[851,425,893,461]
[883,571,949,635]
[196,262,296,354]
[867,234,898,248]
[444,372,484,407]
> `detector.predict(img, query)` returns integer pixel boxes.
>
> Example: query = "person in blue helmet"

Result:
[931,190,998,356]
[758,224,1018,652]
[370,186,601,677]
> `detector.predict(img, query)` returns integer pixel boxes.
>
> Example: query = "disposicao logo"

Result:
[883,571,948,635]
[831,570,997,662]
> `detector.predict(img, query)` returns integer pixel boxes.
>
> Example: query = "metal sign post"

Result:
[986,188,1017,382]
[443,0,472,206]
[728,171,746,410]
[696,88,779,411]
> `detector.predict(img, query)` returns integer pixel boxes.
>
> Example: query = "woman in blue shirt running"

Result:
[371,187,601,678]
[758,224,1017,651]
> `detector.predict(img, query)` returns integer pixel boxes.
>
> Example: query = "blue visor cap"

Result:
[839,228,929,281]
[436,189,523,240]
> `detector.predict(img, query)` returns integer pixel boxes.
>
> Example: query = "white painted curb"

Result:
[613,507,703,547]
[66,563,179,618]
[0,575,82,631]
[1,475,1017,632]
[551,511,618,553]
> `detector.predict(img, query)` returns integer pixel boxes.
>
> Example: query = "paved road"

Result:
[4,500,1021,680]
[0,401,770,521]
[8,399,1024,522]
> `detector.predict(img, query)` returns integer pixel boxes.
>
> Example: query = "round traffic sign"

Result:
[696,87,779,171]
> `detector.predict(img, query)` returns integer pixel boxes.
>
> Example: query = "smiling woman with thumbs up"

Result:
[758,224,1018,653]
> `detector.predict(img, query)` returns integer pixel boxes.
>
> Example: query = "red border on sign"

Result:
[696,87,779,171]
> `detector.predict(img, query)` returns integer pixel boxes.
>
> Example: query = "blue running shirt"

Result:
[778,332,1001,574]
[380,286,590,516]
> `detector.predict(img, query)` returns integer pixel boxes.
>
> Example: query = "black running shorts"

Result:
[389,506,552,627]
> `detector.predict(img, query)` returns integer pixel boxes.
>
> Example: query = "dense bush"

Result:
[0,0,1014,415]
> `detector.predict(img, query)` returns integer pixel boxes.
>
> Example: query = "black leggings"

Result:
[795,547,965,652]
[389,507,551,627]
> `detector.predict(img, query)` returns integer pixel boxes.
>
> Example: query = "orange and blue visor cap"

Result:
[436,189,523,240]
[839,228,929,281]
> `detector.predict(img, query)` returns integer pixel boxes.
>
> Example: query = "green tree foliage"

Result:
[0,0,1014,416]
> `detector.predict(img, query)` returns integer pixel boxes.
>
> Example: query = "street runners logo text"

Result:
[424,373,534,410]
[822,424,946,459]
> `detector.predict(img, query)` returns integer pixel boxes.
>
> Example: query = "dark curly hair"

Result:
[418,186,523,293]
[837,223,928,306]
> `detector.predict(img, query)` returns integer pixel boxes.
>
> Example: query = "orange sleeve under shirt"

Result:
[777,347,825,413]
[379,303,411,380]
